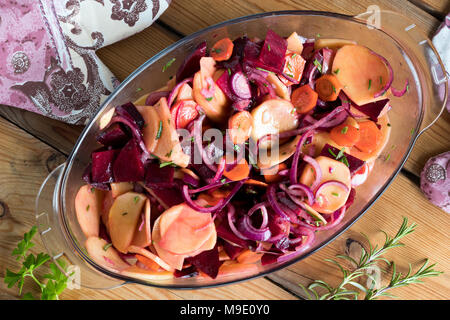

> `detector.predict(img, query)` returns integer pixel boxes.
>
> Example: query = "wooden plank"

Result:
[409,0,450,19]
[267,173,450,300]
[0,117,295,300]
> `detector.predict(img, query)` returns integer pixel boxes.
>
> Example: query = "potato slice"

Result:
[99,108,115,130]
[332,44,390,105]
[110,182,134,198]
[251,99,298,149]
[120,265,174,281]
[85,237,130,272]
[108,192,146,253]
[286,32,304,54]
[130,199,152,248]
[101,191,114,230]
[152,97,190,167]
[314,38,357,51]
[266,73,291,100]
[299,156,351,214]
[258,135,301,169]
[75,185,103,238]
[127,245,173,272]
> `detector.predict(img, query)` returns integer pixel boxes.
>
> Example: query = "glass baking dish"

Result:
[35,10,447,290]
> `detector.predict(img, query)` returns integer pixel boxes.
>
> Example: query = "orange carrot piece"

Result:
[330,123,361,147]
[228,111,253,145]
[263,163,287,183]
[244,179,268,187]
[354,120,382,153]
[291,84,318,114]
[223,158,250,181]
[314,74,343,101]
[210,38,234,61]
[237,249,263,264]
[135,254,160,271]
[280,52,306,86]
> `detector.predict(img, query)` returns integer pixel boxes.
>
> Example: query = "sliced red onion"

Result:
[237,215,271,241]
[267,184,290,221]
[315,180,350,198]
[230,71,252,99]
[232,99,252,111]
[167,77,193,108]
[210,157,226,184]
[391,79,409,97]
[287,183,314,205]
[182,184,225,213]
[182,173,200,187]
[290,130,315,185]
[227,203,249,241]
[247,70,276,99]
[193,113,218,173]
[248,202,269,229]
[145,91,170,106]
[187,179,229,194]
[302,155,322,191]
[371,50,394,98]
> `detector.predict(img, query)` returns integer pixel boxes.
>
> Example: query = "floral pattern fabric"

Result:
[0,0,171,125]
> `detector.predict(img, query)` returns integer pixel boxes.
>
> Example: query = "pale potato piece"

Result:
[266,73,291,100]
[286,32,304,53]
[251,99,298,149]
[110,182,134,198]
[85,237,130,272]
[136,105,161,154]
[130,199,152,248]
[108,192,146,253]
[314,38,357,51]
[120,265,174,281]
[258,135,301,169]
[75,185,103,238]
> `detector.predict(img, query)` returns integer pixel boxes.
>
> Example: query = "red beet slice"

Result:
[113,139,145,182]
[320,144,365,175]
[91,149,117,183]
[176,41,207,82]
[185,245,223,279]
[96,124,129,147]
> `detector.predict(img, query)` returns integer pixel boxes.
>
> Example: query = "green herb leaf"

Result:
[160,161,175,168]
[162,57,176,72]
[334,69,340,75]
[156,120,163,139]
[313,59,323,73]
[341,126,348,134]
[103,243,113,251]
[205,97,213,101]
[368,79,372,90]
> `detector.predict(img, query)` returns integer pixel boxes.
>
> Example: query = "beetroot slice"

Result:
[147,185,184,208]
[216,218,251,248]
[91,149,117,183]
[215,69,238,101]
[352,99,390,121]
[82,164,110,190]
[257,29,287,73]
[113,139,145,182]
[145,162,175,185]
[174,265,199,278]
[320,144,365,175]
[176,41,207,82]
[115,102,145,129]
[185,245,223,279]
[96,124,129,147]
[222,240,244,260]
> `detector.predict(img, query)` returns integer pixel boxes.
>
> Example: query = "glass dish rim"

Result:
[57,9,426,289]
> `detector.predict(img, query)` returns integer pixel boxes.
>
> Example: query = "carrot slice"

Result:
[210,38,234,61]
[263,163,287,183]
[353,120,382,153]
[135,254,160,271]
[237,250,263,264]
[314,74,342,101]
[223,158,250,181]
[244,179,268,187]
[291,84,318,114]
[228,110,253,145]
[330,123,361,147]
[280,52,306,86]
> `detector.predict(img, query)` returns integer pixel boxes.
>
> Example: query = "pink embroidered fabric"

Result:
[0,0,171,125]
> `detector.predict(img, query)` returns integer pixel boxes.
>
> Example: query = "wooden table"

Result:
[1,0,449,300]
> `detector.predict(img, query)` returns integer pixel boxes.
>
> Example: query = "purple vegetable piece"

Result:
[321,48,334,74]
[174,265,199,278]
[190,163,217,183]
[320,144,365,175]
[113,139,145,182]
[185,245,223,279]
[176,41,207,82]
[215,69,238,101]
[216,218,250,248]
[222,240,244,260]
[145,91,170,106]
[91,149,117,183]
[301,40,315,60]
[352,99,390,121]
[420,151,450,213]
[300,49,323,86]
[99,223,111,242]
[116,102,145,129]
[261,252,279,266]
[82,164,110,190]
[230,71,252,99]
[231,99,251,111]
[148,186,184,208]
[345,188,356,210]
[257,29,287,73]
[145,162,175,185]
[96,124,129,147]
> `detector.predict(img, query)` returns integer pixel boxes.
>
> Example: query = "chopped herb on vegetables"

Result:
[313,59,323,73]
[156,120,163,139]
[103,243,112,251]
[341,126,348,134]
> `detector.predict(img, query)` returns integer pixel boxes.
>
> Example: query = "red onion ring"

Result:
[182,185,225,213]
[290,130,315,185]
[302,155,322,191]
[371,50,394,98]
[237,215,271,241]
[314,180,350,198]
[167,77,193,108]
[227,204,249,241]
[145,91,170,106]
[391,79,409,97]
[248,202,269,229]
[267,184,290,221]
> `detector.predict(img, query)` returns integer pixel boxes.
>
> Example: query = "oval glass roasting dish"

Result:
[36,10,447,290]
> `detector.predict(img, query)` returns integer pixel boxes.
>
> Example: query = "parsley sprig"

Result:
[4,226,71,300]
[299,217,442,300]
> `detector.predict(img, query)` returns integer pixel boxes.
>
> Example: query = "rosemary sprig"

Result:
[299,217,442,300]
